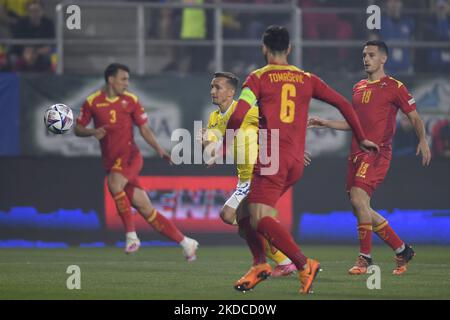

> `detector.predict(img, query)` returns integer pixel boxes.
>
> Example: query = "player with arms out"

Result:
[199,72,313,276]
[223,26,378,294]
[75,63,199,260]
[308,40,431,275]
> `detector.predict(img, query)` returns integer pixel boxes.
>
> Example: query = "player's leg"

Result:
[348,186,374,274]
[371,209,415,275]
[248,163,319,293]
[107,171,138,253]
[369,155,415,275]
[225,182,294,274]
[234,197,271,292]
[130,186,199,262]
[249,201,320,294]
[220,205,237,225]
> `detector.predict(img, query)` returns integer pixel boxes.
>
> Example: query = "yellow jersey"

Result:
[207,100,259,181]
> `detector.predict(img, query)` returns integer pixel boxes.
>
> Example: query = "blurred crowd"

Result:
[0,0,55,72]
[142,0,450,75]
[0,0,449,75]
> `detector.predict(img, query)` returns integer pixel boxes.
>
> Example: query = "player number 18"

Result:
[361,90,372,104]
[280,83,296,123]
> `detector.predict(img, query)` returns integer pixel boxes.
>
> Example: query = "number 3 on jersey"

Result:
[110,110,116,123]
[280,83,296,123]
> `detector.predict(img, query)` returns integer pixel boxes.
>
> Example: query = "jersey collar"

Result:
[219,100,236,116]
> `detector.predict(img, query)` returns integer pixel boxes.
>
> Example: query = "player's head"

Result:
[363,40,388,75]
[262,25,291,62]
[210,72,239,107]
[104,63,130,95]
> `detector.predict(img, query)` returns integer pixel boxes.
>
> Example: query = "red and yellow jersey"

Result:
[351,76,416,155]
[228,63,365,163]
[76,90,148,170]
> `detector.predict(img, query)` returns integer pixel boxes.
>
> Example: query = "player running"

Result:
[75,63,199,260]
[222,26,378,294]
[308,40,431,275]
[198,72,313,277]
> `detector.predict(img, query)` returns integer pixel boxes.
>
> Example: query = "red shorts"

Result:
[108,152,143,190]
[248,157,303,207]
[346,151,391,197]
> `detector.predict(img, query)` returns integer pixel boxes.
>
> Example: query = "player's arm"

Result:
[307,117,351,131]
[311,75,379,152]
[138,124,172,163]
[74,101,106,140]
[396,84,431,166]
[226,88,255,131]
[405,110,431,166]
[74,123,106,140]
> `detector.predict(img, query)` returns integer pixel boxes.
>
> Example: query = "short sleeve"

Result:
[242,73,260,101]
[132,100,148,126]
[394,84,416,115]
[76,100,93,127]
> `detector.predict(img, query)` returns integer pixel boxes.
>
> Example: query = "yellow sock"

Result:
[264,239,289,265]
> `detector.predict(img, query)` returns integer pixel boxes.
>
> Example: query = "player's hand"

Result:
[158,149,173,165]
[304,151,312,166]
[416,139,431,166]
[195,128,208,144]
[307,117,327,129]
[359,139,379,153]
[94,127,107,140]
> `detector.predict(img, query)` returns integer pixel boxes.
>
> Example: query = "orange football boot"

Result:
[393,244,416,275]
[298,258,321,294]
[234,263,272,292]
[348,255,372,275]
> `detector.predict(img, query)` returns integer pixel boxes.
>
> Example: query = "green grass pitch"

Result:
[1,245,449,300]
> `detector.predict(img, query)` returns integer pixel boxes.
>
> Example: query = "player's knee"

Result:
[220,208,236,225]
[107,175,126,195]
[350,195,365,212]
[108,180,123,195]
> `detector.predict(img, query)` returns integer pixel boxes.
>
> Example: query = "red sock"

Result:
[373,220,404,252]
[113,191,135,233]
[357,223,373,257]
[146,209,184,243]
[238,217,266,266]
[257,216,307,270]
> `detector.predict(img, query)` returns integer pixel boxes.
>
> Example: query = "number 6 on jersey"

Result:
[280,83,296,123]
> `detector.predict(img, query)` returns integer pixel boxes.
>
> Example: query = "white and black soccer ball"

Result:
[44,103,74,134]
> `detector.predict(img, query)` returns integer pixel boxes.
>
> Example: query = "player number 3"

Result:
[280,83,296,123]
[110,110,117,123]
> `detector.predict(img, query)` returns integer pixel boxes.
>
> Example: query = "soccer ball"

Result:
[44,103,74,134]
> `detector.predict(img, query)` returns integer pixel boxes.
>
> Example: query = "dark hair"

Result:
[213,71,239,90]
[365,40,389,56]
[104,63,130,83]
[263,25,290,53]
